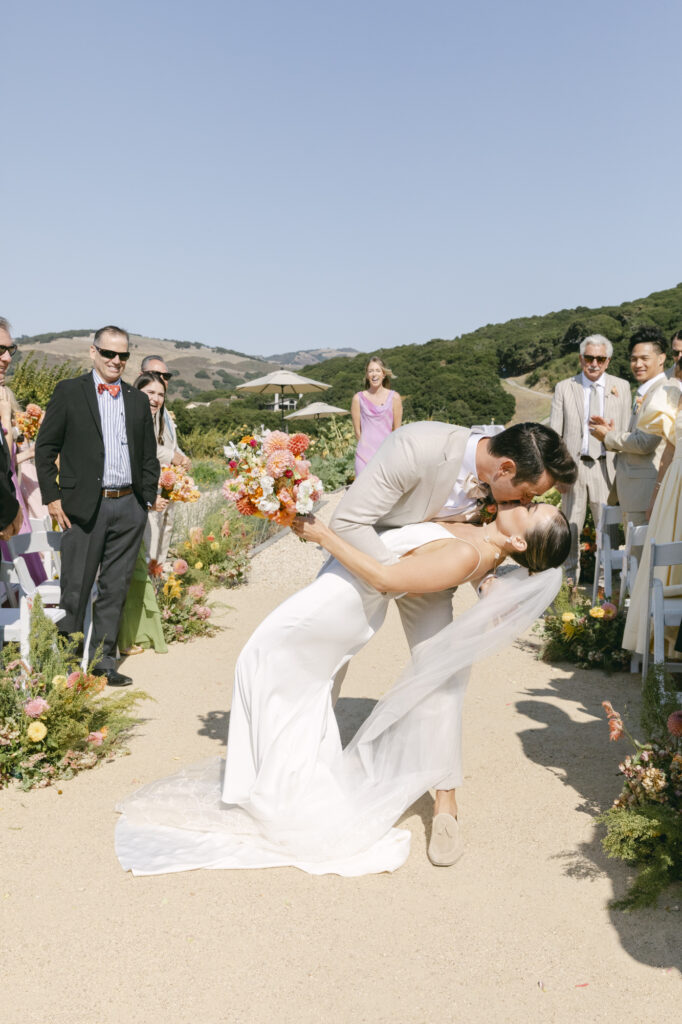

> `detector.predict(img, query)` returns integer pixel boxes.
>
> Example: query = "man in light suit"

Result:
[330,420,577,865]
[549,334,631,583]
[666,329,682,378]
[590,326,669,527]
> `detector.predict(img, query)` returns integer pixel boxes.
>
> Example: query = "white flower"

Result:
[258,474,275,496]
[256,495,280,514]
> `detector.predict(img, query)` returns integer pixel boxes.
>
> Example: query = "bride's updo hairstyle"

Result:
[509,506,571,574]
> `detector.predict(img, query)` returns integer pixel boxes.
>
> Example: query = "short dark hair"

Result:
[509,506,571,574]
[670,329,682,343]
[488,422,577,487]
[628,326,666,355]
[94,325,129,348]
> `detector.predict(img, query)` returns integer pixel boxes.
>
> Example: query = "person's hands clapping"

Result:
[291,514,329,545]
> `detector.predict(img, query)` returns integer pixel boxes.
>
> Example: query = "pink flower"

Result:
[24,697,50,718]
[87,731,104,746]
[172,558,189,575]
[262,430,290,455]
[66,671,81,689]
[188,583,205,599]
[266,449,296,477]
[160,470,176,490]
[195,605,211,620]
[228,459,238,470]
[667,710,682,737]
[601,602,618,620]
[220,521,231,538]
[189,526,204,545]
[249,438,257,448]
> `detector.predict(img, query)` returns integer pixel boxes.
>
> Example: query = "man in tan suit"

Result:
[549,334,631,583]
[590,326,669,526]
[330,420,577,864]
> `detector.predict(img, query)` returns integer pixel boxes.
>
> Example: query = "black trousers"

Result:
[59,494,147,668]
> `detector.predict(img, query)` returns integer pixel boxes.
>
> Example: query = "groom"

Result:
[330,420,577,865]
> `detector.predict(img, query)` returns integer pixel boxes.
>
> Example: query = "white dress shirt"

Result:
[433,425,504,520]
[581,372,605,456]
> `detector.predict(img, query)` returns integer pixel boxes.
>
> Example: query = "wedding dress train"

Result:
[115,524,560,876]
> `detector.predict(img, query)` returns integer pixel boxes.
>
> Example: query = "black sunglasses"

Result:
[583,355,608,365]
[0,344,18,356]
[95,345,131,362]
[155,371,172,381]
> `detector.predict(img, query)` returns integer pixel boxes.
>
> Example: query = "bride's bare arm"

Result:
[291,516,481,594]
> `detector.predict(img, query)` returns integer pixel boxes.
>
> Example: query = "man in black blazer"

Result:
[0,318,23,542]
[36,326,160,686]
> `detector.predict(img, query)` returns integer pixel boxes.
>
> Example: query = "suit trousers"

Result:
[561,456,610,582]
[59,494,147,668]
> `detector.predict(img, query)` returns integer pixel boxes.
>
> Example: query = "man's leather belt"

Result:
[580,455,605,463]
[101,486,133,498]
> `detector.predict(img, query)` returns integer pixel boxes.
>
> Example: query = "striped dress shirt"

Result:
[93,370,133,487]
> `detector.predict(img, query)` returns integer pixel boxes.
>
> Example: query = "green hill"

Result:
[302,283,682,425]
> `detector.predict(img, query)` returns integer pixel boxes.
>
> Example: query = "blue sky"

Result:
[3,0,681,356]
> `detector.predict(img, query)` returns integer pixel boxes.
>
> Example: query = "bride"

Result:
[116,503,570,877]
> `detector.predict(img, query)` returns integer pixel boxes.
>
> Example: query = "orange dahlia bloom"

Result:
[289,433,310,456]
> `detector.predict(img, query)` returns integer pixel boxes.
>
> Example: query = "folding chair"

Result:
[592,504,623,604]
[618,522,649,611]
[641,539,682,681]
[29,516,60,579]
[6,532,62,608]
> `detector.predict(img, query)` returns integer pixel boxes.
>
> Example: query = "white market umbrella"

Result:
[236,370,331,427]
[285,401,349,422]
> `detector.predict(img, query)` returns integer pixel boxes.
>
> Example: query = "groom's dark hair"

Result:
[489,423,577,486]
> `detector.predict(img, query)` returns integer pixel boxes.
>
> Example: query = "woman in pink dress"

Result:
[351,357,402,476]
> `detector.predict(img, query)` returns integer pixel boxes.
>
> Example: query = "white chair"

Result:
[0,559,19,608]
[0,596,66,662]
[6,532,62,608]
[641,539,682,681]
[29,516,60,579]
[618,522,649,611]
[592,504,623,604]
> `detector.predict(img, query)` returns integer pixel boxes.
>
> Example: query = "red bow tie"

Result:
[98,382,121,397]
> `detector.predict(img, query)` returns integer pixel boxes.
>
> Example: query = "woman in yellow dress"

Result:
[622,373,682,657]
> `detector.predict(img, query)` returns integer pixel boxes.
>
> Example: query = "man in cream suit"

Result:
[590,326,669,527]
[549,334,631,583]
[330,419,577,865]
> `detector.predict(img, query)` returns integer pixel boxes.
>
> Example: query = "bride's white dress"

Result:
[116,524,560,877]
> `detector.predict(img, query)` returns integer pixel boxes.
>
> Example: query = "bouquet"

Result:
[15,403,44,442]
[222,430,323,526]
[159,465,200,503]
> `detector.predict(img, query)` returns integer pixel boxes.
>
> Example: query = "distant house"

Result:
[264,393,299,412]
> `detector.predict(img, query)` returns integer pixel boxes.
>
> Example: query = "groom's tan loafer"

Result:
[428,813,463,866]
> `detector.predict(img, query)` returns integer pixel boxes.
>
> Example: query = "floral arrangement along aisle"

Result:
[0,597,147,790]
[598,678,682,908]
[539,583,630,671]
[159,464,200,503]
[222,430,323,526]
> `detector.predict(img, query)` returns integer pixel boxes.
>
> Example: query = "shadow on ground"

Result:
[516,648,682,972]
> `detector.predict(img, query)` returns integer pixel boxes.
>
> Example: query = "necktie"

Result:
[98,382,120,397]
[588,384,601,458]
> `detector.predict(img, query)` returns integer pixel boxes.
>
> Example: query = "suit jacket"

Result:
[0,429,19,530]
[35,373,160,527]
[330,421,471,565]
[549,372,631,486]
[603,375,668,513]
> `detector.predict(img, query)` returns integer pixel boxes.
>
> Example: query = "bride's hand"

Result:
[291,514,328,545]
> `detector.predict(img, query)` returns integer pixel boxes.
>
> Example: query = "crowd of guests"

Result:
[2,311,682,682]
[550,324,682,660]
[0,319,188,687]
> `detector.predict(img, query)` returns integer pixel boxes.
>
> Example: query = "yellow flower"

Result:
[51,674,68,689]
[210,542,219,551]
[27,721,47,743]
[195,561,203,569]
[561,612,576,623]
[562,623,576,638]
[589,606,605,619]
[184,541,191,551]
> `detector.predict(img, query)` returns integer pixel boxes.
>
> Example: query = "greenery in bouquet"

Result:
[539,582,630,671]
[597,682,682,908]
[0,596,148,791]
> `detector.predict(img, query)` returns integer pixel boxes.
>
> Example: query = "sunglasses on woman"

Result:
[0,344,18,356]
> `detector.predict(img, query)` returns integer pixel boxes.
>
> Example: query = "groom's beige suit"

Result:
[330,421,486,789]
